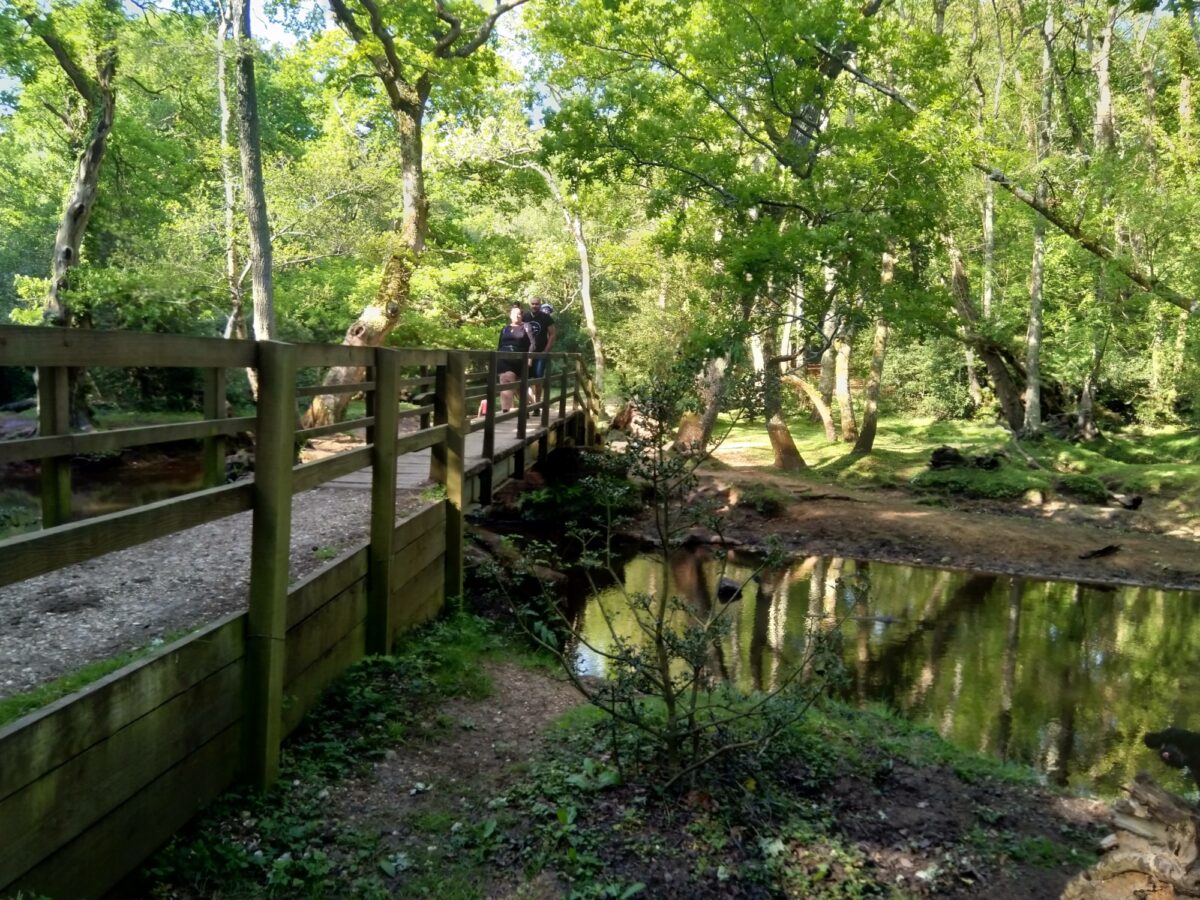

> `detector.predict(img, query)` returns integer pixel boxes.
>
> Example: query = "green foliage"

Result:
[910,464,1044,500]
[883,336,975,420]
[143,614,504,898]
[1055,474,1109,505]
[501,368,845,789]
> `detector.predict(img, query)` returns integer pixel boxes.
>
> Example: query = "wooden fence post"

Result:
[244,340,296,790]
[515,357,529,479]
[574,358,589,446]
[37,366,70,528]
[366,347,399,655]
[202,367,227,488]
[429,359,447,484]
[538,357,552,464]
[441,351,466,600]
[558,360,568,423]
[480,351,497,503]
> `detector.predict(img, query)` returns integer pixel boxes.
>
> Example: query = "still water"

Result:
[574,551,1198,795]
[0,456,204,538]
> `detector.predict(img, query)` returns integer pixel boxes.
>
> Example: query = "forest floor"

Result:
[139,615,1110,900]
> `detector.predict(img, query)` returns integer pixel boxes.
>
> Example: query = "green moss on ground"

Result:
[714,417,1200,510]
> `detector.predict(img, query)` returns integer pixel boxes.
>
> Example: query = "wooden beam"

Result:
[0,482,255,589]
[244,341,296,790]
[37,366,70,528]
[202,367,226,488]
[0,325,256,368]
[366,348,399,654]
[442,353,467,600]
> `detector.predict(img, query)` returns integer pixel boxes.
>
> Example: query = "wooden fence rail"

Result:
[0,323,599,899]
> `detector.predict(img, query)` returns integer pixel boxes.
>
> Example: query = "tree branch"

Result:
[23,14,100,104]
[435,0,530,59]
[826,56,1197,315]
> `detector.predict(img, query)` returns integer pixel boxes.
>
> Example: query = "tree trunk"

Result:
[1024,217,1046,434]
[1092,9,1116,150]
[232,0,274,344]
[834,331,858,442]
[1063,775,1200,898]
[694,356,728,448]
[943,236,1026,430]
[761,312,806,470]
[853,318,889,454]
[784,373,837,442]
[46,57,116,331]
[28,17,117,432]
[216,7,258,398]
[217,11,242,331]
[965,349,984,409]
[1076,339,1104,441]
[1022,1,1054,436]
[818,272,839,409]
[303,101,428,427]
[981,183,996,319]
[779,280,803,372]
[571,213,605,398]
[981,48,1004,321]
[532,162,607,397]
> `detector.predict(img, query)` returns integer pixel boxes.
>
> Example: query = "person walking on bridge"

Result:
[525,300,556,404]
[497,304,532,413]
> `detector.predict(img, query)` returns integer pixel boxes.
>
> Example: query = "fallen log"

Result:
[1064,774,1200,898]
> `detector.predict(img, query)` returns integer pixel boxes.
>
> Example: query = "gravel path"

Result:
[0,482,428,700]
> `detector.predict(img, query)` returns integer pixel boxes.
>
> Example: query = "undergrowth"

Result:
[130,609,1098,899]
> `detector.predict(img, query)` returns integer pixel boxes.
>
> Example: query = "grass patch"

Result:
[0,634,184,727]
[712,416,1200,509]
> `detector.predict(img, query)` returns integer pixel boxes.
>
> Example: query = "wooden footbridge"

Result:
[0,324,601,899]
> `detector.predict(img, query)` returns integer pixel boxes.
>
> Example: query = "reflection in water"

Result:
[0,456,205,538]
[578,551,1200,795]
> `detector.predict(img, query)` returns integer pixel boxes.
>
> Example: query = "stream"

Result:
[573,550,1199,795]
[0,454,205,538]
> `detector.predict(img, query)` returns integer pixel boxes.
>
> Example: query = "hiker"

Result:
[496,304,532,412]
[526,301,556,403]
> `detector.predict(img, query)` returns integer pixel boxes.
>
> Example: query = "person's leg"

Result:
[531,357,545,403]
[499,370,517,411]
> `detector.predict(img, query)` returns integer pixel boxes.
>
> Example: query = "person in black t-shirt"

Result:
[497,305,532,412]
[527,301,556,402]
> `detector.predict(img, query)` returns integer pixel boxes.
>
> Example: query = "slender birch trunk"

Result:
[532,164,606,396]
[232,0,274,344]
[1022,0,1054,435]
[834,330,858,442]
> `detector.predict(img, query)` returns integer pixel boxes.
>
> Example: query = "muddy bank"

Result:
[652,469,1200,591]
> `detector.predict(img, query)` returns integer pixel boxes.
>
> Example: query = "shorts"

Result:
[530,356,548,379]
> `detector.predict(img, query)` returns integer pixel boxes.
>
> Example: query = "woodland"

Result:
[4,1,1200,895]
[0,0,1197,446]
